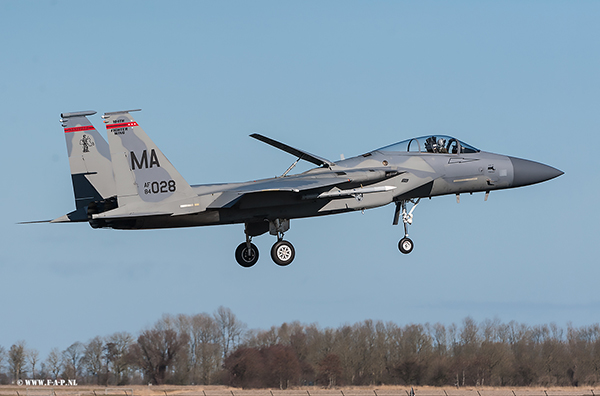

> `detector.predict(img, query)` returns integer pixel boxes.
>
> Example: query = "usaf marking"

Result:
[143,180,176,195]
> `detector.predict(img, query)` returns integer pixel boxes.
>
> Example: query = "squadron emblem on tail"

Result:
[79,134,94,153]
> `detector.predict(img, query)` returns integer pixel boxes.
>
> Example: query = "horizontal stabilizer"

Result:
[207,192,244,209]
[250,133,335,168]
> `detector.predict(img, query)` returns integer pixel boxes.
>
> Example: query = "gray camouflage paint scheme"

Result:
[51,109,563,261]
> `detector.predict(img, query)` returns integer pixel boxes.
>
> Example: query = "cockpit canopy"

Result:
[377,135,479,154]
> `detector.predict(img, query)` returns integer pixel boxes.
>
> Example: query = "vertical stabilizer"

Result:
[102,110,195,208]
[60,111,116,221]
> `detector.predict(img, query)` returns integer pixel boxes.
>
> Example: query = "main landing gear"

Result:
[235,219,296,267]
[271,239,295,266]
[393,198,420,254]
[235,238,259,268]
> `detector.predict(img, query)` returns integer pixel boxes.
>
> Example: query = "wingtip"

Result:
[249,133,265,140]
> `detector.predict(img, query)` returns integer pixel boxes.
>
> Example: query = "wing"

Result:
[206,168,436,210]
[207,176,349,209]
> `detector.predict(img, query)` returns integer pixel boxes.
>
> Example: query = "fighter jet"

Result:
[42,109,562,267]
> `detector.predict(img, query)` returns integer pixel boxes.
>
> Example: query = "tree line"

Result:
[2,308,599,388]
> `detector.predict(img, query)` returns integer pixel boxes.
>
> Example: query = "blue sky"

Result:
[1,1,598,359]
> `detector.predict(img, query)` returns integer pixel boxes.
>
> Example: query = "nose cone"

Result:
[509,157,563,188]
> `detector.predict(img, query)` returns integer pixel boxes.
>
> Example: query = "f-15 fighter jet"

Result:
[44,109,562,267]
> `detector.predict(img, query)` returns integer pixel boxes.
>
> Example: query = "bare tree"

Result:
[451,317,480,386]
[8,341,27,381]
[106,332,134,385]
[7,310,600,387]
[538,323,570,386]
[214,306,246,359]
[131,327,189,384]
[27,349,40,379]
[62,342,84,379]
[393,324,431,385]
[340,320,386,385]
[190,313,221,384]
[249,326,280,348]
[222,347,264,388]
[568,323,600,386]
[0,345,6,374]
[46,348,62,379]
[432,323,446,349]
[263,344,301,389]
[317,353,342,387]
[81,337,104,384]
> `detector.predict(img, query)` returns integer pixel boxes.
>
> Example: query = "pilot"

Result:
[425,136,437,153]
[449,139,459,154]
[438,138,447,153]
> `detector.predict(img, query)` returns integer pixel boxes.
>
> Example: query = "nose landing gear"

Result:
[393,198,420,254]
[398,237,414,254]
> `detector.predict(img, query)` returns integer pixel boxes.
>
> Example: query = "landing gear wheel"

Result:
[271,240,295,266]
[398,237,414,254]
[235,242,259,267]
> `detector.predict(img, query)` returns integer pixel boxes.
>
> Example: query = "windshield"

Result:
[377,135,479,154]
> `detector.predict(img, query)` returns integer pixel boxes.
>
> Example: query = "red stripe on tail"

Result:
[106,122,139,129]
[64,125,95,133]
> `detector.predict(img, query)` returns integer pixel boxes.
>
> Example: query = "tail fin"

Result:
[57,111,117,222]
[102,109,195,209]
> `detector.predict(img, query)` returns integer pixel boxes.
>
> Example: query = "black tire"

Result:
[235,242,259,267]
[271,240,295,266]
[398,237,414,254]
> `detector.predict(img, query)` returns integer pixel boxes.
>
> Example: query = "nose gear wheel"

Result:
[398,237,414,254]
